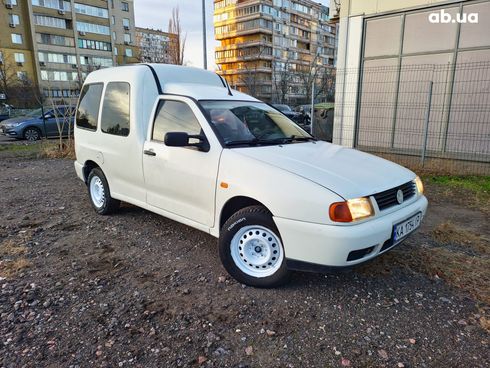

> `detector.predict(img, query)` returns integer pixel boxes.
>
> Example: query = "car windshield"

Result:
[200,100,313,147]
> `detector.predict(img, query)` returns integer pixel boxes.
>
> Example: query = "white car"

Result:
[74,64,428,287]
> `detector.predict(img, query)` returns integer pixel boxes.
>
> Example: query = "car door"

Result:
[142,96,222,227]
[43,109,59,137]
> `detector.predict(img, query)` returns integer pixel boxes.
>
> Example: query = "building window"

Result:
[38,51,77,64]
[36,33,75,47]
[124,33,131,43]
[78,39,111,51]
[32,0,71,11]
[9,14,20,26]
[14,53,25,63]
[121,2,129,11]
[11,33,22,44]
[125,48,133,57]
[114,47,118,55]
[112,31,116,40]
[74,3,108,18]
[122,18,130,28]
[76,21,110,35]
[80,55,113,67]
[111,15,115,25]
[7,0,18,5]
[101,82,130,137]
[34,14,67,29]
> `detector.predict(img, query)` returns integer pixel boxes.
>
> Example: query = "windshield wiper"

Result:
[225,135,316,147]
[276,135,317,144]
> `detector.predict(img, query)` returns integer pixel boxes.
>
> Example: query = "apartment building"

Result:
[135,27,176,64]
[0,0,137,105]
[214,0,336,104]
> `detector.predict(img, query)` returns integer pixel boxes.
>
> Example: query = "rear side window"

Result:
[101,82,130,137]
[152,100,201,141]
[76,83,103,131]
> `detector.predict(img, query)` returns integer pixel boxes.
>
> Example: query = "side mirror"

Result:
[44,113,54,119]
[164,132,209,152]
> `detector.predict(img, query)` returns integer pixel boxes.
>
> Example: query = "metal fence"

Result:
[333,61,490,175]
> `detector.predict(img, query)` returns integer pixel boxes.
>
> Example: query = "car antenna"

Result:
[218,75,233,96]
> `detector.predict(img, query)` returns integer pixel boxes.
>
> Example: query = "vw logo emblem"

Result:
[396,189,404,204]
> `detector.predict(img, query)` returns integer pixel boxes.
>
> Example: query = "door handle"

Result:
[144,149,156,156]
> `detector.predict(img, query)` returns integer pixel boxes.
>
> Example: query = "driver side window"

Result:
[152,100,202,142]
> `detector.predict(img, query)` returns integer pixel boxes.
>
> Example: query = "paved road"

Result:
[0,135,17,144]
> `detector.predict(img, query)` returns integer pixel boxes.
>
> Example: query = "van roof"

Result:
[83,64,259,102]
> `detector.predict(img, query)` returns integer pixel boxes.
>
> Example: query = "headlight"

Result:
[414,176,424,194]
[5,122,22,128]
[329,197,374,222]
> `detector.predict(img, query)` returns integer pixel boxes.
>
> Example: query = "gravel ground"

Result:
[0,157,488,368]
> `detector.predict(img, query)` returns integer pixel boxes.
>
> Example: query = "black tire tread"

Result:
[219,205,290,288]
[87,167,120,215]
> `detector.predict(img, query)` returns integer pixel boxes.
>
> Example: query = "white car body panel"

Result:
[74,64,428,270]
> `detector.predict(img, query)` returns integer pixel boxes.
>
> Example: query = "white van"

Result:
[74,64,428,287]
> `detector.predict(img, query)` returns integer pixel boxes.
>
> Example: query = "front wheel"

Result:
[23,127,42,141]
[87,168,120,215]
[219,206,290,288]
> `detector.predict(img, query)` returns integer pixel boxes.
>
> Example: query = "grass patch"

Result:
[425,175,490,195]
[39,140,75,160]
[0,239,31,278]
[423,175,490,214]
[0,143,41,157]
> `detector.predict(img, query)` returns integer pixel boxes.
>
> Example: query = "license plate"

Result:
[393,212,422,243]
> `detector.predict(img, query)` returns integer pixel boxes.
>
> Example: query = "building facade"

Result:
[135,27,176,64]
[214,0,336,104]
[334,0,489,168]
[0,0,138,106]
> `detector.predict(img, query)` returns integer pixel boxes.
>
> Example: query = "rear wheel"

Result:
[23,127,41,141]
[219,205,290,288]
[87,168,120,215]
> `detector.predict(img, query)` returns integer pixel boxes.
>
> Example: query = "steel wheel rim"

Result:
[90,176,105,208]
[25,129,39,141]
[230,225,284,278]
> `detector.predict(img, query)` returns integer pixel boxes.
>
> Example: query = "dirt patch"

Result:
[0,157,489,368]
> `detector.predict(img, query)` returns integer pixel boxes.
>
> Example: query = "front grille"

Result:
[373,181,416,211]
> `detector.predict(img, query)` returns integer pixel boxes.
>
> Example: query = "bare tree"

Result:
[297,53,333,105]
[0,53,24,107]
[272,58,294,104]
[167,7,186,65]
[237,46,270,98]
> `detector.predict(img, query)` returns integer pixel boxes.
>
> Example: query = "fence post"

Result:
[421,81,433,167]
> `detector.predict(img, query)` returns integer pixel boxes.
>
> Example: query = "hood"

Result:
[235,141,415,199]
[1,116,37,125]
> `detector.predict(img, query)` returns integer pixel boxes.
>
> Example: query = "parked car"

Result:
[272,104,311,133]
[74,64,428,288]
[0,106,75,141]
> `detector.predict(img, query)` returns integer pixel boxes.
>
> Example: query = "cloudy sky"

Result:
[134,0,331,70]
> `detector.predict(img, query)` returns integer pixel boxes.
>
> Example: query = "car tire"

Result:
[219,205,291,288]
[23,127,42,141]
[87,168,120,215]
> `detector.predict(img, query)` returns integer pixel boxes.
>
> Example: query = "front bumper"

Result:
[0,126,19,137]
[274,195,428,268]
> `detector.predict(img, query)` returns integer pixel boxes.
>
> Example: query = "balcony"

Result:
[215,39,272,52]
[215,26,272,40]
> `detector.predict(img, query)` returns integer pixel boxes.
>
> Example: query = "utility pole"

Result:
[311,80,315,135]
[202,0,208,70]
